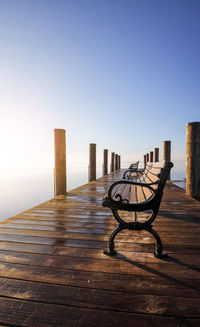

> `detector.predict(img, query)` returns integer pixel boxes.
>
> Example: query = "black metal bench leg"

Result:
[103,224,127,256]
[145,226,168,259]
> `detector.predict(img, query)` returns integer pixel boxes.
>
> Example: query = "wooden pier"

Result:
[0,171,200,326]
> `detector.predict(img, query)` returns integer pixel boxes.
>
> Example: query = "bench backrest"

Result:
[140,161,165,185]
[137,161,173,203]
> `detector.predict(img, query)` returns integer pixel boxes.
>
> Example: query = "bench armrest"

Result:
[107,179,158,204]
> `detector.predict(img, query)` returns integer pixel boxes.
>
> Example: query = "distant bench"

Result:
[102,161,173,258]
[128,161,139,169]
[123,165,144,179]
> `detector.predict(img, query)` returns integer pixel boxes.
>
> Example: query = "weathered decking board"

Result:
[0,172,200,326]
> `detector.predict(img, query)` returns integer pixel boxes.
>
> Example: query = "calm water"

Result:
[0,166,102,221]
[0,161,186,222]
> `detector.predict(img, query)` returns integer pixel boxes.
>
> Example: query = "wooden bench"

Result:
[128,161,139,169]
[123,161,142,179]
[123,166,144,179]
[102,161,173,258]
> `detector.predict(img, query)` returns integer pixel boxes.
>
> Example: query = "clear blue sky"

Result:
[0,0,199,173]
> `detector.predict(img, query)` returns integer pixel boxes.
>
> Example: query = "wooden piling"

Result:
[186,122,200,199]
[102,149,108,176]
[154,148,159,162]
[115,154,118,171]
[118,155,121,170]
[144,155,147,168]
[149,151,153,162]
[110,152,115,173]
[146,153,149,162]
[89,143,96,182]
[163,141,171,180]
[54,129,66,196]
[163,141,171,161]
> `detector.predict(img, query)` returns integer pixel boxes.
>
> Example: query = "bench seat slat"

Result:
[136,186,146,203]
[122,184,132,202]
[130,184,137,203]
[129,176,156,203]
[112,183,127,200]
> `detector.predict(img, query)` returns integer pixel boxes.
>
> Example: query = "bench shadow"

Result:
[112,253,200,292]
[158,210,200,224]
[173,317,198,327]
[167,256,200,273]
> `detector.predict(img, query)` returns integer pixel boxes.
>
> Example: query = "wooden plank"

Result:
[3,217,200,234]
[1,252,200,279]
[1,239,200,256]
[2,227,200,245]
[0,297,156,327]
[1,261,200,300]
[0,277,200,317]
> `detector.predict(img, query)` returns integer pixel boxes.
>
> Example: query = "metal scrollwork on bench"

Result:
[102,161,174,259]
[115,193,129,205]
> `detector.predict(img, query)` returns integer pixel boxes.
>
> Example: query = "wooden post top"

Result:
[154,148,159,162]
[54,128,66,132]
[187,122,200,126]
